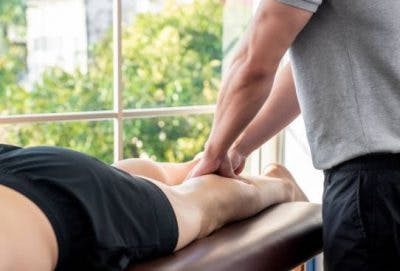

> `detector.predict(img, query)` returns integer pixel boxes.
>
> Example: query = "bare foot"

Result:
[263,163,309,202]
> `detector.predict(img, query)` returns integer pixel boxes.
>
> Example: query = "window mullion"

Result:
[113,0,123,162]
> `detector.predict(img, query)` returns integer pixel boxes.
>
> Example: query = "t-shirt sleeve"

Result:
[278,0,323,13]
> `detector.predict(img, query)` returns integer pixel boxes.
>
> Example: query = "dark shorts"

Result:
[0,144,178,271]
[323,153,400,271]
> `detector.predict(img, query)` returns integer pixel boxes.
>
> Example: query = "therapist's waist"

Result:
[324,152,400,175]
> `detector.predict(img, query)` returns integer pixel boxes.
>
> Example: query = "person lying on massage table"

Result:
[0,144,307,271]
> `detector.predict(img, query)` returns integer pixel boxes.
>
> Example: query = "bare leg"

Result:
[113,158,307,201]
[171,173,294,250]
[114,159,307,251]
[262,163,308,201]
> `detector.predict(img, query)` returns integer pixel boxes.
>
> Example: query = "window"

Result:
[123,115,213,162]
[121,0,222,109]
[1,0,113,114]
[1,120,114,162]
[0,0,243,165]
[283,117,324,203]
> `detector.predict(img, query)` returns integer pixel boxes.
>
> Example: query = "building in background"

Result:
[25,0,153,84]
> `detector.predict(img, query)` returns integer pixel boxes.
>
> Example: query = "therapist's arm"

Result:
[188,0,313,178]
[232,62,300,159]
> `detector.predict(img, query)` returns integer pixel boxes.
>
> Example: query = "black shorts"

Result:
[323,153,400,271]
[0,144,178,271]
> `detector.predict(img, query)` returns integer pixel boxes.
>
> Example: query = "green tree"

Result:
[0,0,26,104]
[1,0,222,164]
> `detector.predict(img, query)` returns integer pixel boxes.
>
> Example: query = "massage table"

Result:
[129,202,322,271]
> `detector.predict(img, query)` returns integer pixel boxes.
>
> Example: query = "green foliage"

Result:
[0,0,26,100]
[2,121,114,162]
[121,0,221,108]
[0,0,26,25]
[1,0,222,163]
[124,114,212,163]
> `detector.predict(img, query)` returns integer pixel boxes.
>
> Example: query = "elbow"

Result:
[237,55,276,86]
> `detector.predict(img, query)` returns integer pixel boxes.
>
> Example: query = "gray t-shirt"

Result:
[278,0,400,169]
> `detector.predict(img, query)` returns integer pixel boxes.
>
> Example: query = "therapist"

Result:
[188,0,400,270]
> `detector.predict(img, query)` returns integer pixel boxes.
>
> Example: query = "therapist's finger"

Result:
[216,159,236,178]
[185,159,217,179]
[234,162,245,175]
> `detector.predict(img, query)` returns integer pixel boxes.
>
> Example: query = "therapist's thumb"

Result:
[186,159,219,180]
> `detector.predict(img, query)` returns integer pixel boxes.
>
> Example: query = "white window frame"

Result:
[0,0,216,163]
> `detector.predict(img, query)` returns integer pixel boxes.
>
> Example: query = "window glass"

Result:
[123,114,212,162]
[0,120,114,163]
[0,0,112,114]
[222,0,254,73]
[284,117,324,203]
[121,0,223,109]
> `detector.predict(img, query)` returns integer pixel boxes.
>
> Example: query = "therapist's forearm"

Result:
[204,4,290,160]
[232,62,300,156]
[205,57,276,160]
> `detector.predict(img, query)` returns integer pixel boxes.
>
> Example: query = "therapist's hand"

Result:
[186,148,247,179]
[228,148,247,175]
[186,152,229,179]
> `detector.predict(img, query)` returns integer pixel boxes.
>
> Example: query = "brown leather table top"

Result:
[129,202,322,271]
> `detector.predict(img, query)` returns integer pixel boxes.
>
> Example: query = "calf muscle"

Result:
[115,158,297,252]
[162,174,290,251]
